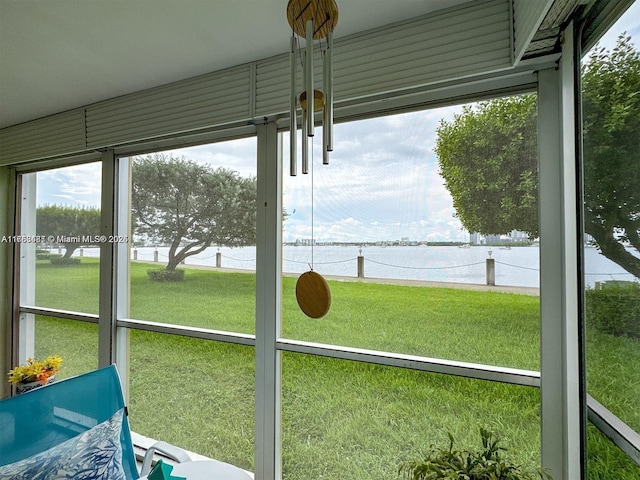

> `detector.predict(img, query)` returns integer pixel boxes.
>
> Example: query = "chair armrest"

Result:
[139,440,192,475]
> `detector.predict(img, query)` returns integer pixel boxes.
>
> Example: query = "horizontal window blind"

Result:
[1,0,514,165]
[0,109,85,165]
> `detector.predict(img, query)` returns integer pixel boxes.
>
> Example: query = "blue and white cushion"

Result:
[0,408,126,480]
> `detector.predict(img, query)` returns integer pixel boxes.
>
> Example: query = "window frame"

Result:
[5,61,603,479]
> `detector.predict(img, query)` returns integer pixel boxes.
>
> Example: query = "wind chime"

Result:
[287,0,338,319]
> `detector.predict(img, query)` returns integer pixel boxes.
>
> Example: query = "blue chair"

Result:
[0,365,190,479]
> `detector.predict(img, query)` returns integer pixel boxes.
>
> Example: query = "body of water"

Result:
[75,244,639,289]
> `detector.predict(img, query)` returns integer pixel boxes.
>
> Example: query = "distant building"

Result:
[510,230,529,242]
[484,234,502,244]
[294,238,315,246]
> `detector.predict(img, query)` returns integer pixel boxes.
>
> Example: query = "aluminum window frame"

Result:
[7,63,594,479]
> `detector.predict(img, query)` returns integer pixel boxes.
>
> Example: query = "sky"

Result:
[36,2,640,244]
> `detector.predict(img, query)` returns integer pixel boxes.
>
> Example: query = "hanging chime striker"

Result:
[296,270,332,319]
[299,89,325,112]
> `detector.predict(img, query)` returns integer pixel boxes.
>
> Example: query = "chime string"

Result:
[311,134,315,271]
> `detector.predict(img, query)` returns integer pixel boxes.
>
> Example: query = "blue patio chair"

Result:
[0,364,190,479]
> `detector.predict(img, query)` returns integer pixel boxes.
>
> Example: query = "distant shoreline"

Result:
[135,260,540,296]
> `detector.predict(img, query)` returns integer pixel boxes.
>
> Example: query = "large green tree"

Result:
[132,154,256,271]
[435,35,640,278]
[435,95,538,238]
[36,205,101,258]
[582,35,640,278]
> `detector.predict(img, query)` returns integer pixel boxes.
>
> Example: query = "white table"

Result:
[141,460,254,480]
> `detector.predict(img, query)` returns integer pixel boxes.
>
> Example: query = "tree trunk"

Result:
[63,244,77,259]
[586,224,640,279]
[165,242,210,272]
[165,257,180,271]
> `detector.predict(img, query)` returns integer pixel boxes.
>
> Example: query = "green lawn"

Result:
[32,258,640,479]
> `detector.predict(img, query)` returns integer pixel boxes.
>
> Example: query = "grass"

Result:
[32,258,640,479]
[130,265,256,333]
[586,423,640,480]
[586,331,640,432]
[283,280,540,370]
[281,354,541,479]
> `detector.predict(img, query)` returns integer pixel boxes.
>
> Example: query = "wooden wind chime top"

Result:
[286,0,339,40]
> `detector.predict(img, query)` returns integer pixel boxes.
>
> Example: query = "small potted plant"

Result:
[398,427,552,480]
[7,355,63,394]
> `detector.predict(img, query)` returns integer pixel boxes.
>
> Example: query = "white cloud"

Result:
[30,102,487,244]
[588,2,640,54]
[37,162,102,207]
[281,104,468,243]
[162,137,258,178]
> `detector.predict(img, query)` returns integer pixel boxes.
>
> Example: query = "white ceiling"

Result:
[0,0,472,130]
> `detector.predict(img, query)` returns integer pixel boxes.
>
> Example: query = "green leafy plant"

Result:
[585,283,640,338]
[398,428,552,480]
[147,268,185,282]
[50,256,81,265]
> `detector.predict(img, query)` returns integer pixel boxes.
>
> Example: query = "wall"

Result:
[0,166,12,398]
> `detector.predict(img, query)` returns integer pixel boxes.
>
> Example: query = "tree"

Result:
[132,154,256,272]
[435,95,538,238]
[582,35,640,278]
[36,205,101,258]
[435,35,640,278]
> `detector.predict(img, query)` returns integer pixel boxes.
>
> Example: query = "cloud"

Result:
[163,137,257,178]
[592,2,640,51]
[33,101,480,244]
[36,162,102,207]
[282,105,467,242]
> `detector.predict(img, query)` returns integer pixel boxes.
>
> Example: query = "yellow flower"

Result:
[44,355,63,370]
[7,356,63,385]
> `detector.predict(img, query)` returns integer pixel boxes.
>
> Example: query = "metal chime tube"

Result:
[326,30,334,152]
[302,113,309,174]
[301,50,309,174]
[322,52,329,165]
[290,36,298,176]
[305,19,314,137]
[322,93,329,164]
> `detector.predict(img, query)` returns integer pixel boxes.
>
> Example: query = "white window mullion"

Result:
[255,120,282,480]
[17,173,36,365]
[114,156,131,401]
[98,150,117,367]
[538,20,582,480]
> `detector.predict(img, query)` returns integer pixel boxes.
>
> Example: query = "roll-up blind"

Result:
[85,65,252,149]
[255,0,512,117]
[0,109,85,165]
[1,0,514,165]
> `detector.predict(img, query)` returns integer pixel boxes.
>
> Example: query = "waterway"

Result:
[104,244,639,289]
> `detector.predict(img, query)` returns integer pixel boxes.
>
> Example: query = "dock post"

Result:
[357,250,364,278]
[486,250,495,286]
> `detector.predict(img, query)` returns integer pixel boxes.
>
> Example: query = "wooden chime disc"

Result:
[299,89,325,111]
[295,270,331,318]
[286,0,339,40]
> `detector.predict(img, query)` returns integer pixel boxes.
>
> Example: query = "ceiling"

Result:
[0,0,472,130]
